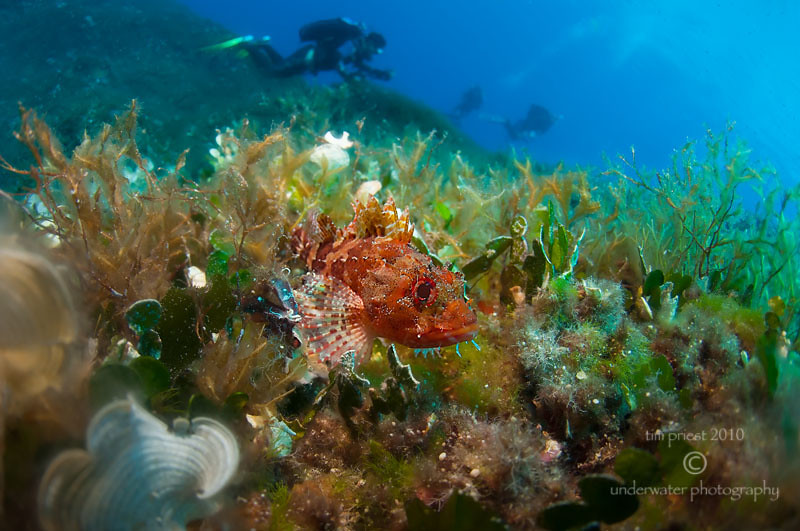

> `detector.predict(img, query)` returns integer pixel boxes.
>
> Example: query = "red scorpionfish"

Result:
[292,196,478,368]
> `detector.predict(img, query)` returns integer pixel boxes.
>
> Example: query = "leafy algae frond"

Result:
[603,126,800,327]
[2,102,197,307]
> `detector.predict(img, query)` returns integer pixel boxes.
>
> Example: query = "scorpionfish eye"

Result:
[412,277,437,308]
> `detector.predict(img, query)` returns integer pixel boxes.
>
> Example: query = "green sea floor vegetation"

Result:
[1,98,799,530]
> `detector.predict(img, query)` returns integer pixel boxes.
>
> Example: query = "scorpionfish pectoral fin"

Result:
[294,273,375,367]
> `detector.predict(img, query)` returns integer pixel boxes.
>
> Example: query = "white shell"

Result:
[323,130,353,149]
[187,265,207,289]
[309,130,354,170]
[38,399,240,531]
[354,180,382,205]
[310,143,350,170]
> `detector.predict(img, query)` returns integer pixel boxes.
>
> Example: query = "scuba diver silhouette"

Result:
[483,104,562,140]
[504,104,561,139]
[207,18,392,82]
[450,85,483,121]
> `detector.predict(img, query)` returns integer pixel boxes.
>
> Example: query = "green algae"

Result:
[2,87,800,530]
[614,447,661,487]
[406,493,506,531]
[365,440,414,501]
[89,364,145,410]
[129,356,170,398]
[206,250,230,277]
[125,299,162,335]
[136,329,163,359]
[157,287,203,371]
[689,294,765,351]
[538,475,638,530]
[203,275,238,333]
[89,356,172,411]
[444,339,524,417]
[757,329,781,396]
[266,483,294,531]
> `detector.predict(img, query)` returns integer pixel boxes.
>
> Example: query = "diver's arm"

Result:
[355,62,393,81]
[337,60,356,81]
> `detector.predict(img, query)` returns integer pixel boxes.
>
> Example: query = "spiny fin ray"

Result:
[294,274,374,367]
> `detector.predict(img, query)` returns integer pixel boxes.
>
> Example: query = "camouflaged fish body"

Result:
[292,197,477,367]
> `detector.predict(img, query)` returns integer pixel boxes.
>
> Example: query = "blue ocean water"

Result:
[1,3,799,529]
[179,0,799,184]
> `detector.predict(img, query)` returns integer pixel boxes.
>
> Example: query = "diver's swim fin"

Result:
[478,112,508,124]
[201,35,268,52]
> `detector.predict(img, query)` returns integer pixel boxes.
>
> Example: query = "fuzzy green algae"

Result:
[1,69,800,531]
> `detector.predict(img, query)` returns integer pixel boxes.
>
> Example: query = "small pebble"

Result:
[172,417,190,434]
[470,468,480,478]
[438,452,447,461]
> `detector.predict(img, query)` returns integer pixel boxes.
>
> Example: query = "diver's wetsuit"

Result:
[452,86,483,120]
[298,18,365,48]
[246,18,391,81]
[342,32,391,81]
[504,104,558,139]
